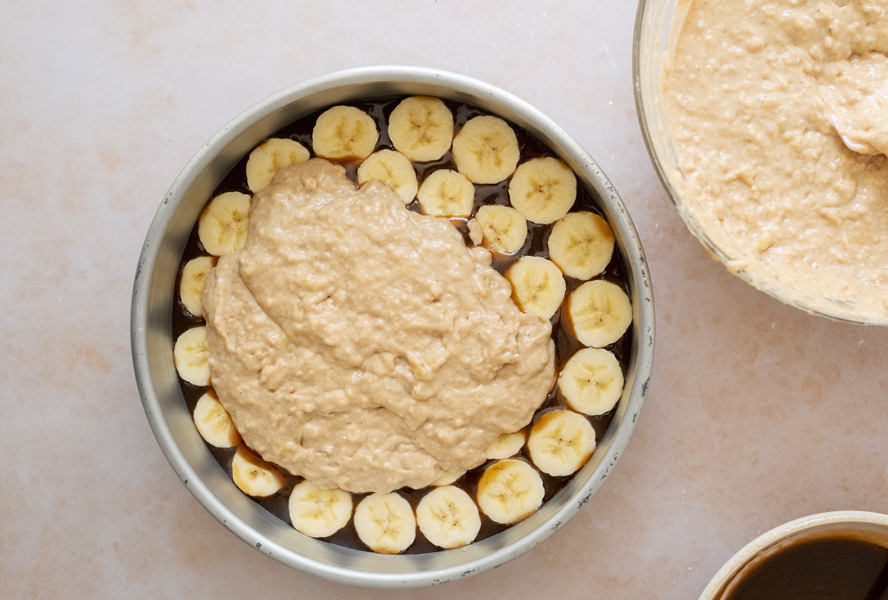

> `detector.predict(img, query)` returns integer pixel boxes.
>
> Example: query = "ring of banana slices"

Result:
[171,94,635,554]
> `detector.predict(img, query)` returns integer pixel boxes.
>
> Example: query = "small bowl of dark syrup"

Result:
[700,511,888,600]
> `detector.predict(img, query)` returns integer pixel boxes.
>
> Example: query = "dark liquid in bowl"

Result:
[720,536,888,600]
[172,96,634,554]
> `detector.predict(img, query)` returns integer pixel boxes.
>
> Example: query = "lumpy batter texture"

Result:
[666,0,888,320]
[202,159,555,493]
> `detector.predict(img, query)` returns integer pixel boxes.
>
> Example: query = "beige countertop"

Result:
[3,1,887,598]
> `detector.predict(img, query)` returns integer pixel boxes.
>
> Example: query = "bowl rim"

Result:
[131,65,655,587]
[631,0,888,327]
[697,510,888,599]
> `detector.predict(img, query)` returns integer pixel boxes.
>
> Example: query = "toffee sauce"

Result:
[720,536,888,600]
[171,96,634,554]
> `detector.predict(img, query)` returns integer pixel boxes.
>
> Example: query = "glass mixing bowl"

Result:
[633,0,888,326]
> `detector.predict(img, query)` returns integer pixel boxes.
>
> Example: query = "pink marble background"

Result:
[2,1,887,598]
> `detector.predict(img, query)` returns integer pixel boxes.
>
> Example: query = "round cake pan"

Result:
[131,66,654,587]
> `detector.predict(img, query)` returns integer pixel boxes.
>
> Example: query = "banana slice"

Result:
[527,410,596,477]
[452,115,520,184]
[559,348,624,416]
[312,105,378,161]
[198,191,251,257]
[353,492,416,554]
[231,445,287,497]
[416,486,481,549]
[245,138,310,193]
[356,149,418,204]
[430,469,466,487]
[416,169,475,217]
[476,459,544,525]
[508,157,577,224]
[288,480,353,538]
[566,280,632,348]
[505,256,566,321]
[173,326,210,386]
[485,430,527,460]
[474,204,527,254]
[193,391,240,448]
[548,211,615,280]
[388,96,454,162]
[179,255,216,318]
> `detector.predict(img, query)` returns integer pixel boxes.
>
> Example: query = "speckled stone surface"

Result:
[2,1,887,598]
